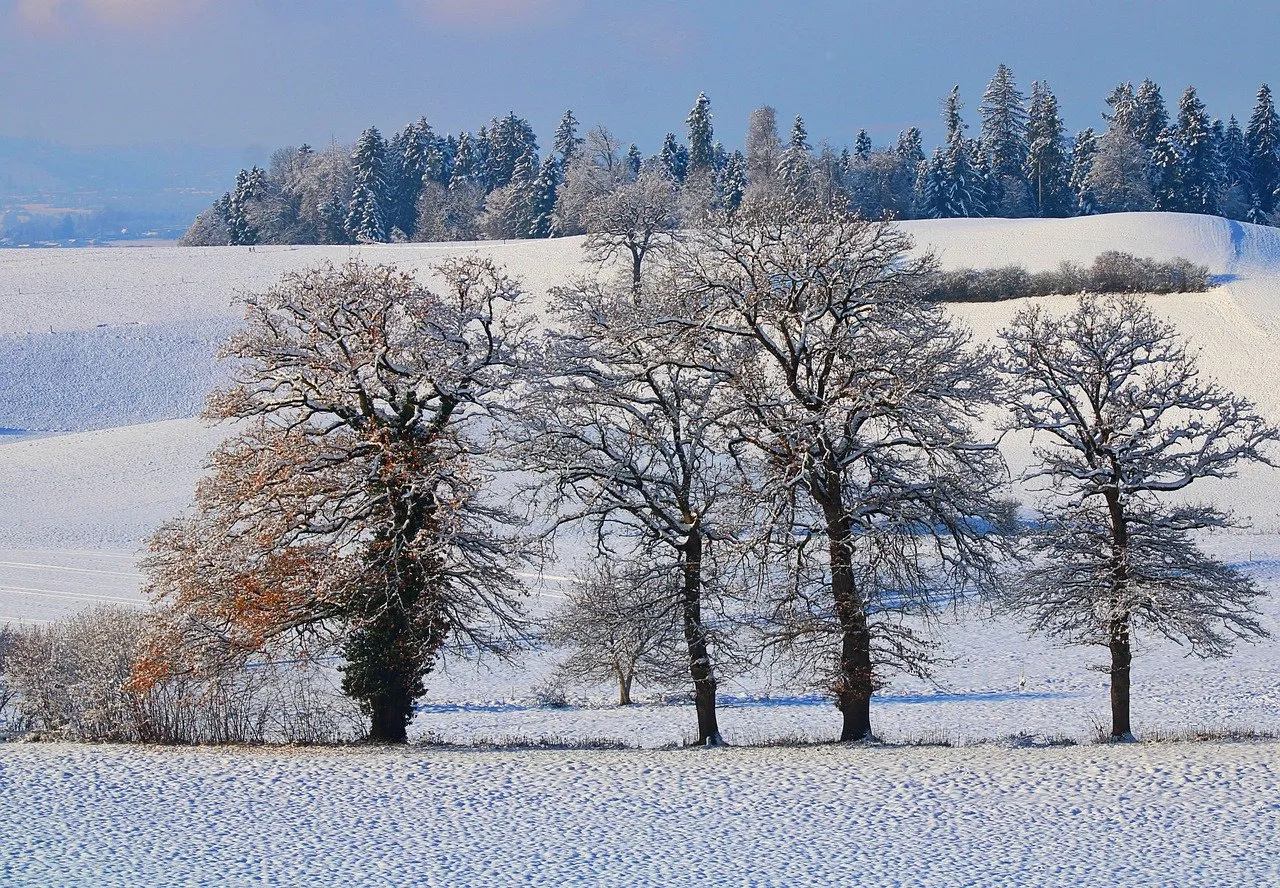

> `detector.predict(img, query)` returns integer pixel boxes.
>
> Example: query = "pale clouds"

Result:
[409,0,573,28]
[14,0,205,34]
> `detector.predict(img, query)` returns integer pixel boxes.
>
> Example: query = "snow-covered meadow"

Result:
[2,213,1280,884]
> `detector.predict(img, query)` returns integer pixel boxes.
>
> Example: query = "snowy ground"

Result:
[3,214,1280,884]
[2,741,1278,887]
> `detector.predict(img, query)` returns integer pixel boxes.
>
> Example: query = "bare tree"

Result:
[139,259,530,742]
[553,125,632,237]
[516,272,739,745]
[582,168,679,288]
[745,105,783,186]
[1083,128,1153,214]
[999,294,1277,739]
[544,560,683,705]
[672,201,1010,742]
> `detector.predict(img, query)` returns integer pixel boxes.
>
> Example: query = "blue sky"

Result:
[3,0,1280,154]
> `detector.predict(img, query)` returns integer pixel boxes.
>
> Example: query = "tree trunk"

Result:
[368,691,412,743]
[681,528,721,745]
[618,668,633,706]
[1104,487,1135,740]
[1109,616,1133,740]
[823,501,874,742]
[630,248,643,291]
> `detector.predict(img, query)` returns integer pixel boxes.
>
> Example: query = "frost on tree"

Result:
[999,295,1277,739]
[544,560,683,706]
[674,203,1009,742]
[137,259,531,742]
[516,270,738,745]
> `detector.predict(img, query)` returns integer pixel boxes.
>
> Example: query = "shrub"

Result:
[4,606,363,744]
[924,252,1210,302]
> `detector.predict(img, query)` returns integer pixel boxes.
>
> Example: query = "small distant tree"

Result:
[999,295,1278,739]
[137,259,530,742]
[582,168,678,288]
[545,561,683,706]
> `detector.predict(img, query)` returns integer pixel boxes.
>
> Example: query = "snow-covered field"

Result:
[3,741,1279,887]
[3,214,1280,884]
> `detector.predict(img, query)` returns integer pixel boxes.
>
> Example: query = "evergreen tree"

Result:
[1069,128,1099,214]
[626,143,643,179]
[897,127,925,173]
[1103,82,1138,134]
[1133,79,1169,151]
[486,112,539,191]
[979,63,1030,209]
[1024,81,1072,217]
[554,109,584,170]
[686,92,715,173]
[722,150,747,213]
[1246,84,1280,222]
[659,133,689,183]
[779,116,812,200]
[227,166,265,246]
[390,121,429,238]
[854,129,872,159]
[529,156,559,238]
[1174,86,1219,215]
[450,132,480,191]
[1150,127,1185,211]
[347,126,389,243]
[927,88,988,218]
[1221,115,1252,204]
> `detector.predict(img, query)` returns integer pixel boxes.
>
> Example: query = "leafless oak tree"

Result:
[515,272,739,745]
[544,560,683,706]
[672,202,1010,742]
[999,294,1278,739]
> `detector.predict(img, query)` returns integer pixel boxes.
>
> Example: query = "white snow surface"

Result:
[2,213,1280,748]
[2,741,1278,887]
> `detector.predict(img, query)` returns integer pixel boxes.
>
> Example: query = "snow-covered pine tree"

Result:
[930,88,987,218]
[389,122,429,238]
[778,116,812,203]
[1069,128,1099,214]
[1103,82,1139,134]
[854,129,872,159]
[1132,79,1169,151]
[1246,84,1280,222]
[1024,81,1072,217]
[485,112,539,191]
[1220,115,1252,218]
[450,132,480,191]
[1174,86,1220,215]
[722,150,747,213]
[917,147,947,218]
[686,92,715,173]
[554,109,584,170]
[227,167,263,246]
[529,156,559,238]
[979,63,1030,213]
[347,126,389,243]
[1150,126,1185,212]
[659,133,689,183]
[626,143,643,178]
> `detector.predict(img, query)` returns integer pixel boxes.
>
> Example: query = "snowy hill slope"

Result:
[3,212,1280,743]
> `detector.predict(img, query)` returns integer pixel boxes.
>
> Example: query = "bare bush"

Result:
[925,252,1209,302]
[4,606,363,744]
